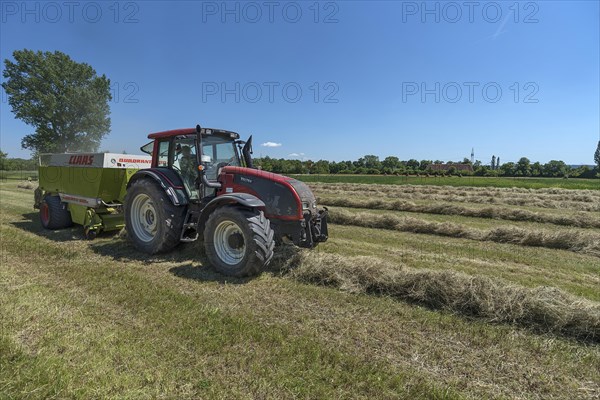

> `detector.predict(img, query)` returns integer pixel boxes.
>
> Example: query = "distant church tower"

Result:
[471,148,475,164]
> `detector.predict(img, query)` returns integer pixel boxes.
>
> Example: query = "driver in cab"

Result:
[179,145,198,189]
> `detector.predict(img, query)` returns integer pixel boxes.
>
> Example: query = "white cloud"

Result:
[261,142,282,148]
[287,152,307,160]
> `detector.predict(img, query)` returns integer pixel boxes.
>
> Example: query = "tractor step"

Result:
[180,222,199,242]
[180,210,200,242]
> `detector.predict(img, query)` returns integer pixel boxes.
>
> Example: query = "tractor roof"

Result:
[148,128,240,140]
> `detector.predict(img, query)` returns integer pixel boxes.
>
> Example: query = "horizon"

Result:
[1,1,599,165]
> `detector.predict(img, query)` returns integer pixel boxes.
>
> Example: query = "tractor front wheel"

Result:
[40,195,73,230]
[204,206,275,277]
[124,179,186,254]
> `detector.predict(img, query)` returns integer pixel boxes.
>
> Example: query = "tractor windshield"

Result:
[201,136,241,180]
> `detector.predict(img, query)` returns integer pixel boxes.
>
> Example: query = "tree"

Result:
[406,159,419,171]
[516,157,531,176]
[543,160,567,177]
[595,140,600,169]
[491,155,496,170]
[361,155,381,170]
[496,157,500,170]
[382,156,400,171]
[2,49,112,154]
[310,160,330,174]
[499,162,516,176]
[419,160,432,170]
[0,150,7,170]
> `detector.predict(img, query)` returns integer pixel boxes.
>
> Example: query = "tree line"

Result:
[1,151,596,179]
[0,151,37,171]
[254,154,600,179]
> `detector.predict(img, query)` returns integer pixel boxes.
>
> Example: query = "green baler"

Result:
[35,153,152,238]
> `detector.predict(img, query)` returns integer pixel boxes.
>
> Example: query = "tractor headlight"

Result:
[302,201,317,210]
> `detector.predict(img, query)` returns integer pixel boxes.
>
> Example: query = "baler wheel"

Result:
[204,206,275,277]
[40,195,73,230]
[84,228,98,240]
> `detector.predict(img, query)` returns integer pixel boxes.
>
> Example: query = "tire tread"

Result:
[204,206,275,277]
[41,195,73,230]
[124,179,186,254]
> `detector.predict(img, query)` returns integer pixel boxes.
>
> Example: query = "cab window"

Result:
[157,140,169,167]
[202,136,240,180]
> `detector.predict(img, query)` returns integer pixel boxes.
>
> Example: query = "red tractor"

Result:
[124,125,328,276]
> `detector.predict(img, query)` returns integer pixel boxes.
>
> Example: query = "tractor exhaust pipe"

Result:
[242,135,254,169]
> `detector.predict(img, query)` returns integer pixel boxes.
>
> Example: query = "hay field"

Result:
[1,180,599,399]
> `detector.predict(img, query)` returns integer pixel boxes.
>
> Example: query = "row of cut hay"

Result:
[272,249,600,343]
[309,183,600,204]
[310,186,599,207]
[311,184,600,204]
[327,208,600,257]
[317,196,600,229]
[309,182,600,199]
[312,187,600,212]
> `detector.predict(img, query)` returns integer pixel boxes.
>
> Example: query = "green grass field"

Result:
[1,180,599,399]
[292,174,600,190]
[0,170,38,181]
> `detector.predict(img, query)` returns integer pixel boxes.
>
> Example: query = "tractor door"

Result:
[171,136,200,201]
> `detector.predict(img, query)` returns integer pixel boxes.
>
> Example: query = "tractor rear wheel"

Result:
[204,206,275,277]
[124,179,186,254]
[40,195,73,230]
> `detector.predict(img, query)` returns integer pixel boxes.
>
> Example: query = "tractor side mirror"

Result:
[242,135,254,169]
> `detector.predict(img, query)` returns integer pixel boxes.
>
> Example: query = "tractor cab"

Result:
[141,126,251,202]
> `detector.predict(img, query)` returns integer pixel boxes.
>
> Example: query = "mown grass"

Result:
[314,188,597,221]
[0,223,453,399]
[277,250,600,342]
[1,181,600,399]
[325,225,600,302]
[293,174,600,190]
[311,183,600,212]
[317,195,600,229]
[327,208,600,257]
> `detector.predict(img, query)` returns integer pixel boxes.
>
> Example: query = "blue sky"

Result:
[1,1,599,164]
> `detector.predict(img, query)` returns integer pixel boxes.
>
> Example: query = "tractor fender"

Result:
[198,193,266,230]
[127,168,189,206]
